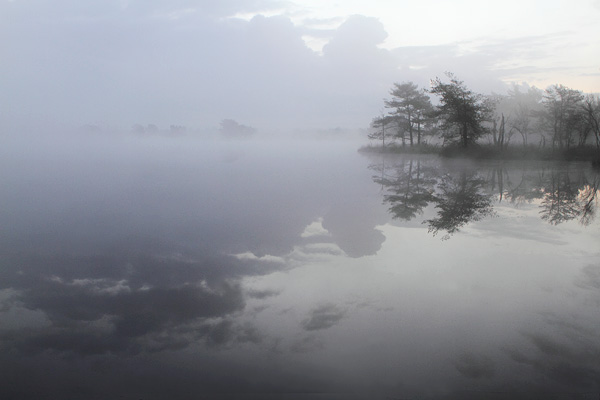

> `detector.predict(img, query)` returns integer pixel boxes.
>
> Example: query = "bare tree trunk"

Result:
[408,110,414,146]
[499,114,505,151]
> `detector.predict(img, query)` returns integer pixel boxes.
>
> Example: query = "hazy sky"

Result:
[1,0,598,132]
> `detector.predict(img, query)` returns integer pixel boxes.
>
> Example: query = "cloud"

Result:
[3,281,247,356]
[323,14,387,54]
[301,304,346,331]
[2,0,599,134]
[0,245,264,357]
[390,31,600,94]
[390,43,510,93]
[231,252,286,264]
[0,2,404,131]
[300,218,331,238]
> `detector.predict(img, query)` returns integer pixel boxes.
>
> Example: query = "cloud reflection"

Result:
[0,251,257,357]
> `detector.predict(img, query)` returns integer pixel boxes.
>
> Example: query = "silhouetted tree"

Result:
[147,124,159,134]
[385,82,434,146]
[429,73,492,148]
[499,85,544,148]
[582,95,600,151]
[486,94,511,149]
[539,84,584,150]
[131,124,146,134]
[220,119,256,138]
[368,114,396,149]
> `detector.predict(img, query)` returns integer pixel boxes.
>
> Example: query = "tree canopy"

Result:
[429,73,492,148]
[385,82,433,146]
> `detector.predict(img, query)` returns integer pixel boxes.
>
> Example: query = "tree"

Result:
[385,82,433,146]
[539,84,584,150]
[368,114,396,149]
[429,73,492,148]
[504,85,543,148]
[219,119,256,138]
[582,95,600,151]
[486,94,511,149]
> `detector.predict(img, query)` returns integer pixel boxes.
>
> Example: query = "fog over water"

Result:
[1,133,599,399]
[2,1,600,398]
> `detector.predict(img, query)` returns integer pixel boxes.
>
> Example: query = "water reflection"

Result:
[1,137,599,399]
[372,157,600,238]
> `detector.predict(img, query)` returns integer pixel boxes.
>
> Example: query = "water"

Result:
[1,135,599,399]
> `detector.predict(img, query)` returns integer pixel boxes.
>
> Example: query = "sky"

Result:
[1,0,599,133]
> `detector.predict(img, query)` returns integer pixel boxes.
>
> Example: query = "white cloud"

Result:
[300,218,331,238]
[231,252,286,264]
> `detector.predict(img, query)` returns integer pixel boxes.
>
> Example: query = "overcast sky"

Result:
[1,0,599,132]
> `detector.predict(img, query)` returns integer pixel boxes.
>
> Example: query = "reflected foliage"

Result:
[425,171,494,239]
[372,159,436,220]
[372,157,600,237]
[539,171,586,224]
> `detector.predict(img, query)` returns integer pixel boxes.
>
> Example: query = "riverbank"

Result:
[359,143,600,164]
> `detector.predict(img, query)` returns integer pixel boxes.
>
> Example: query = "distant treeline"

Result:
[367,73,600,160]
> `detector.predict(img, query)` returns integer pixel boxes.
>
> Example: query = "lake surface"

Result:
[1,135,599,399]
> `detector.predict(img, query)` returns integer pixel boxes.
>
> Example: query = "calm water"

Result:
[1,134,599,399]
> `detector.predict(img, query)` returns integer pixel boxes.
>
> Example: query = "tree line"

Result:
[369,73,600,155]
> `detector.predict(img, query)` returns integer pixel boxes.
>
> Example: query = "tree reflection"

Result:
[425,171,494,239]
[502,169,546,206]
[373,158,436,220]
[371,159,600,238]
[579,176,600,226]
[504,166,599,226]
[539,170,585,224]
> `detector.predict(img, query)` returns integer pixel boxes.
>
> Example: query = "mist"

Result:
[6,1,596,134]
[2,1,600,399]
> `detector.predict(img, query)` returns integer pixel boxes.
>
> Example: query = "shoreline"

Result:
[359,143,600,164]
